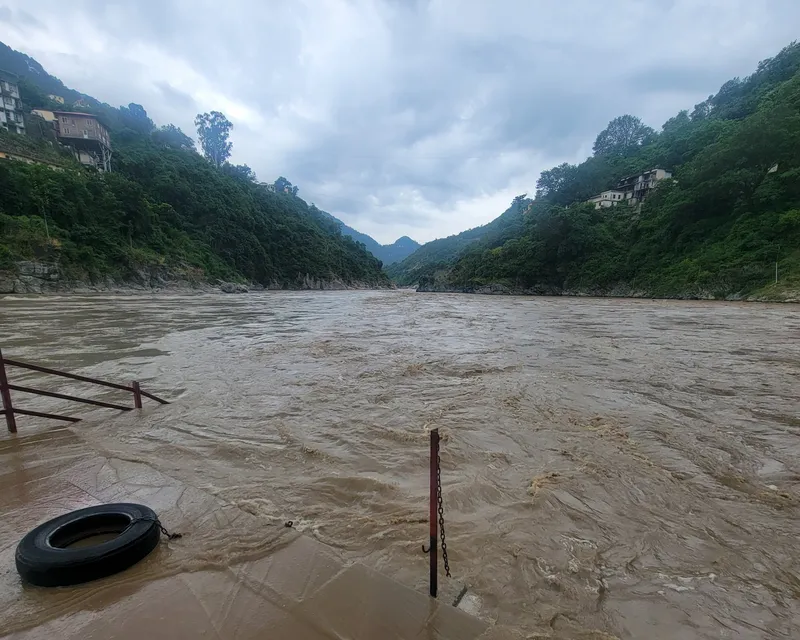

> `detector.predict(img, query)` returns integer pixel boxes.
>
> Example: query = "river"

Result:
[1,291,798,639]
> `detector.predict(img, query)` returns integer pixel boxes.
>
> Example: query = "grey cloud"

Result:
[4,0,800,242]
[0,6,43,27]
[155,82,196,111]
[624,65,740,96]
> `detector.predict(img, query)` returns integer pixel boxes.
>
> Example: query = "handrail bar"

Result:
[2,407,81,423]
[8,384,133,412]
[139,389,169,405]
[1,349,170,433]
[3,358,134,392]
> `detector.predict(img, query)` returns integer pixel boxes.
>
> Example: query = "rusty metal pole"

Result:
[0,349,17,433]
[131,381,142,409]
[429,428,439,598]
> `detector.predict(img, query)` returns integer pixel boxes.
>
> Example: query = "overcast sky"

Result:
[1,1,798,243]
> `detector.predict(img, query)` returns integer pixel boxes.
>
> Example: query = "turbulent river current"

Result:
[1,291,798,639]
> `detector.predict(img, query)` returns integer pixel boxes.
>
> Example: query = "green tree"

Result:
[593,115,656,157]
[119,103,155,135]
[661,110,691,135]
[152,124,195,151]
[273,176,299,196]
[194,111,233,167]
[536,163,577,199]
[223,163,256,182]
[391,41,800,299]
[690,96,714,121]
[0,42,388,289]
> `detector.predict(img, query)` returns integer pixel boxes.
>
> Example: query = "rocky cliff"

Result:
[0,261,213,294]
[0,261,391,295]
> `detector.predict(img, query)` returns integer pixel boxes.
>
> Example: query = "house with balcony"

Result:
[587,168,672,209]
[0,71,25,135]
[587,190,625,209]
[53,111,112,171]
[616,168,672,204]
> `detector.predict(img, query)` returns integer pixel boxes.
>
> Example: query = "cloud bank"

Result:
[2,0,798,242]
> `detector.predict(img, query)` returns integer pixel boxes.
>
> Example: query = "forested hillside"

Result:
[386,199,527,284]
[0,44,387,290]
[375,236,421,265]
[393,42,800,300]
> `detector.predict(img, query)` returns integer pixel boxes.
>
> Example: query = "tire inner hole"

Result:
[48,513,133,549]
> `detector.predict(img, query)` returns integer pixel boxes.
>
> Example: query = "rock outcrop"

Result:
[0,261,389,295]
[1,261,61,294]
[0,261,214,294]
[220,282,249,294]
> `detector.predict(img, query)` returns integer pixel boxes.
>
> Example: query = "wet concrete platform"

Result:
[0,427,490,639]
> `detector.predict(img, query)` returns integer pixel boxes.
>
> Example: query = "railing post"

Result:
[0,349,17,434]
[131,381,142,409]
[429,428,439,598]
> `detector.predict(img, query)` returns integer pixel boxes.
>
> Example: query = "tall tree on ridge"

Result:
[195,111,233,167]
[593,114,655,157]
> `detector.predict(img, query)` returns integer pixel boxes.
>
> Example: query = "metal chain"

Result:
[436,445,451,578]
[156,520,183,540]
[130,516,183,540]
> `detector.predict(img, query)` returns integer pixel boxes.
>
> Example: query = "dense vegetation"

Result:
[392,42,800,299]
[385,201,527,284]
[0,44,387,288]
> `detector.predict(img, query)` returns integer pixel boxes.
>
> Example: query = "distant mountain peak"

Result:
[321,214,419,265]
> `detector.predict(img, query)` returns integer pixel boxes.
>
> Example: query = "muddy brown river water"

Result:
[1,291,798,639]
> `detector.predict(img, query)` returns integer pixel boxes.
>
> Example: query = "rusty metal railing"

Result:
[0,348,168,434]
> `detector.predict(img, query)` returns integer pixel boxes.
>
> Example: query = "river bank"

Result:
[0,261,389,295]
[416,280,800,303]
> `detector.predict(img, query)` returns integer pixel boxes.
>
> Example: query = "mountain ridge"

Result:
[389,41,800,301]
[319,211,420,265]
[0,40,416,269]
[386,197,527,284]
[0,42,388,291]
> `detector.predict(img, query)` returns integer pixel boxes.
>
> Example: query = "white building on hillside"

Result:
[587,168,672,209]
[588,190,625,209]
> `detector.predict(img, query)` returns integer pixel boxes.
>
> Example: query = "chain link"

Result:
[436,445,451,578]
[130,516,183,540]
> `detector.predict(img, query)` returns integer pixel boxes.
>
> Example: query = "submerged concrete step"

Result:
[1,430,490,639]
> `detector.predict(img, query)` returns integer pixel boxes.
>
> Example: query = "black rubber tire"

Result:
[15,503,161,587]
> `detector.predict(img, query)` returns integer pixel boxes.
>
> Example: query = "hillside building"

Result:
[587,190,625,209]
[53,111,111,171]
[0,71,25,135]
[616,168,673,204]
[587,168,672,209]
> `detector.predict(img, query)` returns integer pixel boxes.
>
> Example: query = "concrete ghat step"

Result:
[11,535,489,640]
[0,436,491,640]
